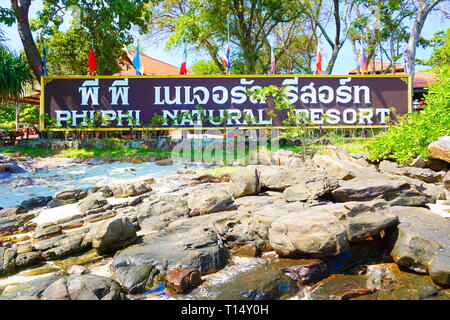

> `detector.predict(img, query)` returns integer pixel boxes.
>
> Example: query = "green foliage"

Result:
[0,46,33,102]
[367,70,450,164]
[417,29,450,73]
[191,60,221,75]
[32,0,153,75]
[0,103,38,129]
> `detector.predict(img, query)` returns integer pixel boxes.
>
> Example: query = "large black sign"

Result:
[41,75,411,130]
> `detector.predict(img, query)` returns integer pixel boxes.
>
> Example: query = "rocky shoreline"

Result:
[0,137,450,300]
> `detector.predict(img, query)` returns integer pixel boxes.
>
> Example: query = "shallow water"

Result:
[0,161,185,208]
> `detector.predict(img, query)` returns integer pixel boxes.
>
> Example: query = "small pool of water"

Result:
[0,161,185,208]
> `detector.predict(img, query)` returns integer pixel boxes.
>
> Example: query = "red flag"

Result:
[88,46,96,75]
[180,47,187,75]
[315,44,322,75]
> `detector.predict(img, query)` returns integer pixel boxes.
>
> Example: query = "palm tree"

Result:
[0,41,33,129]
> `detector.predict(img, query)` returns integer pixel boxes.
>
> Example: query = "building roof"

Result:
[118,50,192,76]
[348,61,436,89]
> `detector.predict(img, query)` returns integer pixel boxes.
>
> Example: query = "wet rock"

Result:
[65,274,124,300]
[307,274,376,300]
[15,251,41,268]
[84,216,137,255]
[111,227,228,293]
[155,159,173,166]
[428,136,450,163]
[331,176,434,206]
[378,160,445,183]
[34,225,63,240]
[20,196,52,211]
[166,268,202,293]
[331,200,399,242]
[47,189,87,208]
[110,181,152,198]
[77,193,108,215]
[229,166,260,198]
[313,154,374,180]
[384,206,450,287]
[0,247,17,275]
[187,187,236,216]
[87,159,105,166]
[281,259,328,285]
[268,210,349,258]
[283,175,339,202]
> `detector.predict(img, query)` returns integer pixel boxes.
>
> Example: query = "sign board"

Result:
[41,75,411,130]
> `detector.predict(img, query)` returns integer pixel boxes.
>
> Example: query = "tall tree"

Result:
[406,0,445,84]
[9,0,153,80]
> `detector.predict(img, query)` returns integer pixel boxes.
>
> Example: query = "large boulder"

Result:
[331,176,435,206]
[378,160,445,183]
[20,196,52,211]
[187,187,236,216]
[77,193,109,215]
[0,213,35,236]
[111,227,228,293]
[65,274,124,300]
[384,206,450,287]
[229,166,260,198]
[428,136,450,163]
[247,148,276,165]
[110,181,152,198]
[83,216,137,255]
[283,175,339,202]
[330,200,399,242]
[313,154,375,180]
[135,194,190,231]
[272,149,305,167]
[268,210,349,258]
[258,166,319,191]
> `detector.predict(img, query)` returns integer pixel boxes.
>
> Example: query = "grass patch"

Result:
[56,147,171,161]
[0,146,52,157]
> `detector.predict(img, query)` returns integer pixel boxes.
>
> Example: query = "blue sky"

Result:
[1,0,449,74]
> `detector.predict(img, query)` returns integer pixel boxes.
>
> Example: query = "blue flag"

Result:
[132,44,141,75]
[40,47,47,76]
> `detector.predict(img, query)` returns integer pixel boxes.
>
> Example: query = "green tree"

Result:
[9,0,153,80]
[191,59,221,75]
[417,29,450,72]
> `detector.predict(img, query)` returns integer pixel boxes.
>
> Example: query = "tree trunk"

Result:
[15,103,20,130]
[10,0,42,81]
[406,0,443,88]
[325,45,340,75]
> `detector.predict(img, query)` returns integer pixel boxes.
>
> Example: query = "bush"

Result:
[367,69,450,164]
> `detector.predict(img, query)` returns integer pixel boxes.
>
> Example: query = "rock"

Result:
[268,210,349,257]
[15,251,41,268]
[378,160,444,183]
[444,171,450,191]
[65,274,124,300]
[47,189,87,208]
[229,166,260,198]
[248,149,276,165]
[111,227,228,293]
[187,187,236,216]
[110,181,152,198]
[87,159,105,166]
[67,265,88,276]
[331,200,399,242]
[0,275,62,299]
[331,176,434,206]
[155,159,173,166]
[258,166,307,190]
[313,154,374,180]
[34,225,63,240]
[283,175,339,202]
[0,206,27,217]
[131,157,143,164]
[77,193,108,215]
[34,166,49,173]
[272,149,304,166]
[135,194,190,232]
[0,213,35,236]
[85,216,137,255]
[307,274,376,300]
[410,155,427,168]
[34,231,89,260]
[0,247,17,275]
[428,136,450,163]
[384,206,450,287]
[166,268,202,293]
[281,259,328,285]
[41,278,70,300]
[20,196,52,211]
